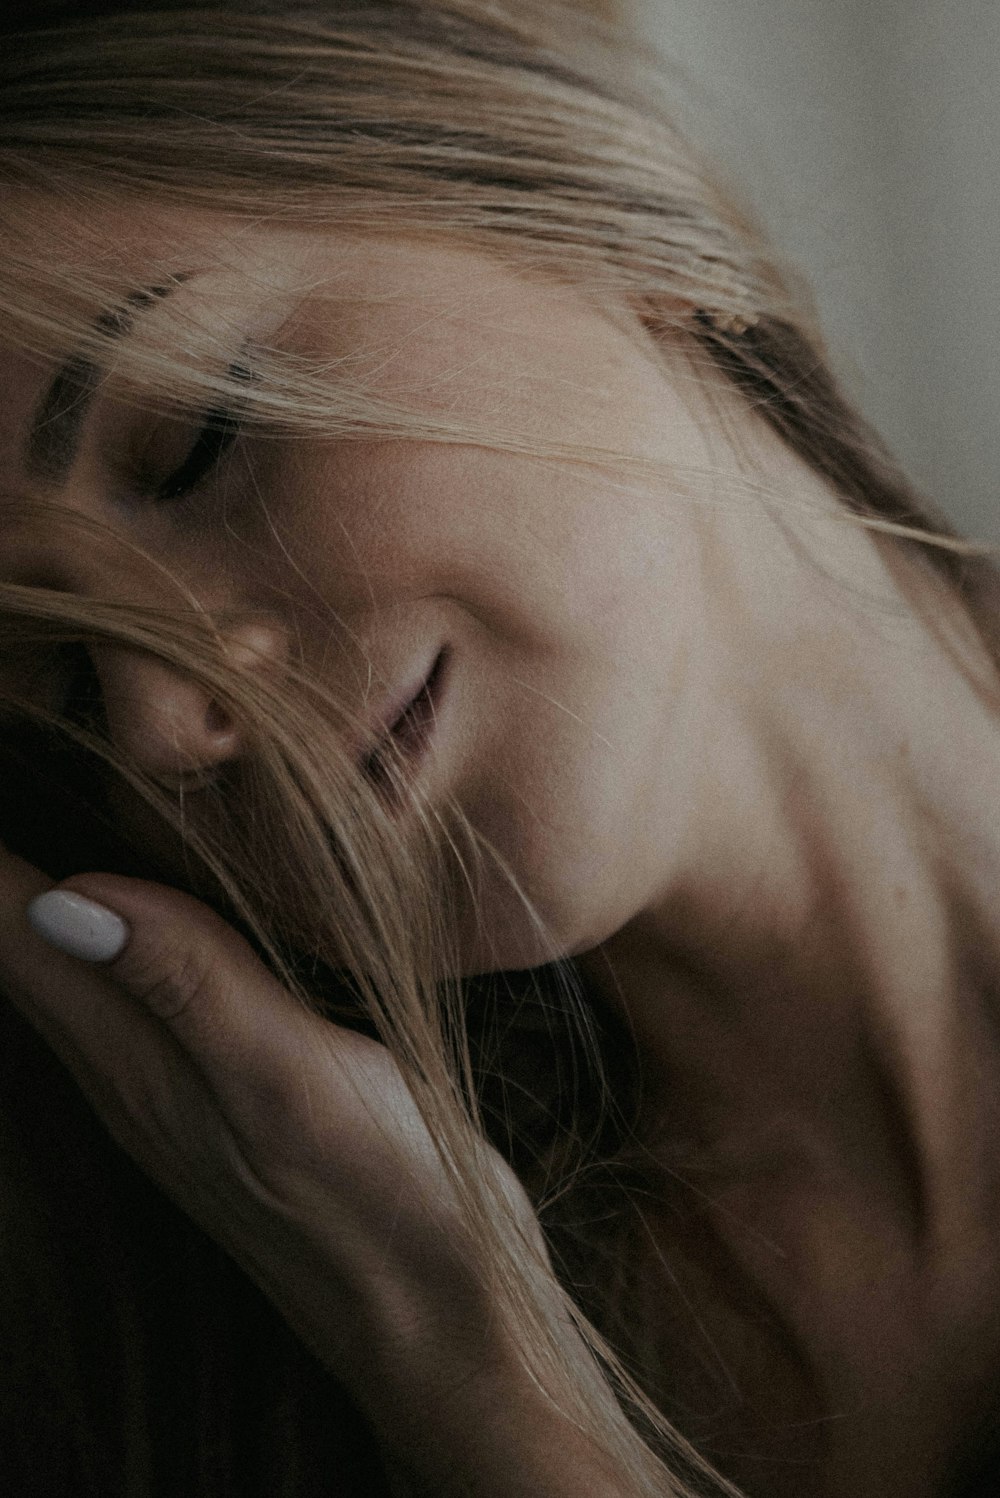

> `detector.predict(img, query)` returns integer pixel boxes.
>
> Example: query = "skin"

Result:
[2,215,1000,1495]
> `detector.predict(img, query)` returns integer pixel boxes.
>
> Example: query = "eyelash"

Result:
[149,360,253,504]
[154,406,241,503]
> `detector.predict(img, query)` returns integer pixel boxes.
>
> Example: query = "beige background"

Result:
[621,0,1000,540]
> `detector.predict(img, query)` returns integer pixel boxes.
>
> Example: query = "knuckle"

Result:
[123,938,213,1022]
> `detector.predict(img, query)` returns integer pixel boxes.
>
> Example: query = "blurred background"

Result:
[591,0,1000,540]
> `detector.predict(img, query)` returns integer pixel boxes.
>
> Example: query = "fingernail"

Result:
[27,890,130,964]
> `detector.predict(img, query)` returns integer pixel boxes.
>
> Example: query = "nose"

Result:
[2,514,288,780]
[91,621,286,781]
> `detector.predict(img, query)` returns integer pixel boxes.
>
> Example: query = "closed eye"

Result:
[154,405,242,503]
[152,360,254,504]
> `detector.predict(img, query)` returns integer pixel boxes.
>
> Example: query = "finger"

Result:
[0,845,148,1061]
[0,847,214,1193]
[5,862,338,1208]
[15,865,422,1208]
[25,873,332,1093]
[0,847,241,1089]
[0,842,53,906]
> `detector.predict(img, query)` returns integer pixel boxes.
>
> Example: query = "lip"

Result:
[360,647,449,791]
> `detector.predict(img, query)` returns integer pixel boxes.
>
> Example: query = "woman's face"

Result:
[0,212,766,972]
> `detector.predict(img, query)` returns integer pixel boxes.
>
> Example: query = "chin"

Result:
[444,862,617,978]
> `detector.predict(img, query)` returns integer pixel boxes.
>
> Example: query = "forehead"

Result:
[3,202,648,364]
[0,206,680,469]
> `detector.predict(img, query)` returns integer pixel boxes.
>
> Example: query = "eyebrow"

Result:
[24,281,182,489]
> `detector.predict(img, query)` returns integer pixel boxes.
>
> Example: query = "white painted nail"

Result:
[27,890,130,964]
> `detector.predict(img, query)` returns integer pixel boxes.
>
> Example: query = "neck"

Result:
[587,509,1000,1168]
[579,515,1000,1490]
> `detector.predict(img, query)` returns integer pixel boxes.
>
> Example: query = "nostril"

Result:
[204,698,233,736]
[67,647,104,717]
[45,643,104,729]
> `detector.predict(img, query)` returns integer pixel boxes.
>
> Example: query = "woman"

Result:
[0,2,998,1495]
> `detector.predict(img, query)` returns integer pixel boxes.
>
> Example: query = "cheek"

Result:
[261,440,628,627]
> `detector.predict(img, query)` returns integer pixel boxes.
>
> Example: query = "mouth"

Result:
[360,647,449,794]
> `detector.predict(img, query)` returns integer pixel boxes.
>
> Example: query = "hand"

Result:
[0,846,634,1496]
[0,846,517,1357]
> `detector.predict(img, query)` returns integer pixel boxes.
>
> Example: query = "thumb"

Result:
[26,874,322,1080]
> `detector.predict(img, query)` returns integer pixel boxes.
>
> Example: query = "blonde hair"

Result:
[0,4,995,1495]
